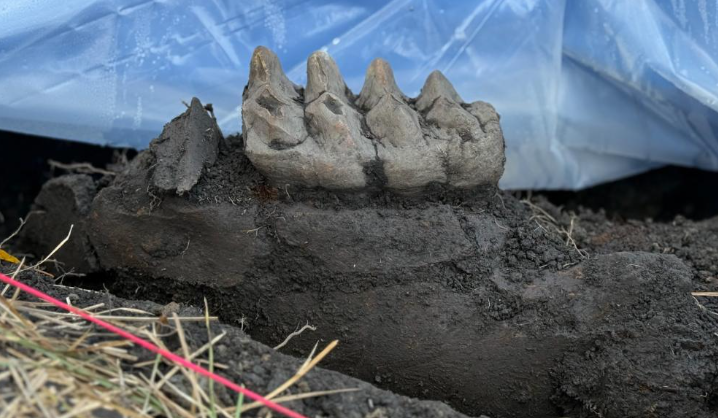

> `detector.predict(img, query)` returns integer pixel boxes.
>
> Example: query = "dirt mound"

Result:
[531,196,718,313]
[18,130,718,417]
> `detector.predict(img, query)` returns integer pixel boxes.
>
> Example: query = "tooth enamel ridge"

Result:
[242,46,506,193]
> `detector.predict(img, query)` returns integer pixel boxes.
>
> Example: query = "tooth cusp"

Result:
[305,50,351,104]
[246,46,300,101]
[416,70,464,113]
[356,58,407,110]
[365,95,421,148]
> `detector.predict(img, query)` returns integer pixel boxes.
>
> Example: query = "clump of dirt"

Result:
[549,252,718,417]
[187,134,266,206]
[0,130,134,239]
[531,196,718,310]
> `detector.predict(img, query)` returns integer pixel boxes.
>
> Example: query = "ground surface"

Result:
[532,196,718,310]
[3,132,718,418]
[0,265,475,418]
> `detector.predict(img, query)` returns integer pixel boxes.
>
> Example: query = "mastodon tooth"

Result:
[242,47,307,150]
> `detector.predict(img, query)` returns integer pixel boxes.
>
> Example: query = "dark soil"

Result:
[0,265,475,418]
[5,130,718,418]
[12,133,718,418]
[529,196,718,311]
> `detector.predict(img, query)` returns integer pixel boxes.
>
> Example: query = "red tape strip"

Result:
[0,271,306,418]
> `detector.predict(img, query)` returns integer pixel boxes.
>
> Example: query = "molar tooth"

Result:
[356,58,406,110]
[365,95,421,147]
[416,70,463,112]
[467,101,501,133]
[305,50,351,104]
[304,92,375,189]
[246,46,300,101]
[241,49,506,193]
[243,47,309,185]
[360,62,447,192]
[425,98,505,188]
[424,97,486,187]
[366,94,446,191]
[424,97,480,139]
[243,86,306,149]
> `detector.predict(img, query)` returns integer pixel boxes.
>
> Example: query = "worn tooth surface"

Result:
[243,47,375,190]
[360,60,444,191]
[467,101,502,135]
[243,46,305,150]
[465,100,506,185]
[356,58,407,110]
[425,97,485,187]
[304,92,375,189]
[424,95,505,188]
[416,70,463,112]
[303,50,374,188]
[243,47,311,186]
[305,51,351,104]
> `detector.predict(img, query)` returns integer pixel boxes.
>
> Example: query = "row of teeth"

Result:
[242,46,505,193]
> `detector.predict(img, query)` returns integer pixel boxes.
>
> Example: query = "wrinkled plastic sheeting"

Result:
[0,0,717,189]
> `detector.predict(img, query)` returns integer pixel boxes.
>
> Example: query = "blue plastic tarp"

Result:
[1,0,717,189]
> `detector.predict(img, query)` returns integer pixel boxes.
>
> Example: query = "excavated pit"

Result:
[17,135,718,418]
[11,46,718,417]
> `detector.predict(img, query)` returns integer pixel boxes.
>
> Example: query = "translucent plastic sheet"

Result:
[1,0,717,189]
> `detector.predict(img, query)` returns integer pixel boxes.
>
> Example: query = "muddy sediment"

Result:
[0,266,476,418]
[19,134,718,418]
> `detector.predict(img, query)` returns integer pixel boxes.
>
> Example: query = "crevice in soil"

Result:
[0,130,136,238]
[535,166,718,221]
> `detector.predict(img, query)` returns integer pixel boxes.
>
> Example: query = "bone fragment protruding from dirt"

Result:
[150,97,222,195]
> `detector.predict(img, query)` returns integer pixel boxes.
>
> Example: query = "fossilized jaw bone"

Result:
[241,46,505,193]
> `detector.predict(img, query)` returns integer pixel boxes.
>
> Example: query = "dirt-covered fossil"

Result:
[18,49,718,418]
[242,47,505,194]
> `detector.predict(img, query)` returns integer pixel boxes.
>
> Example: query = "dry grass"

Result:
[0,269,352,418]
[0,208,352,417]
[692,291,718,297]
[521,198,589,260]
